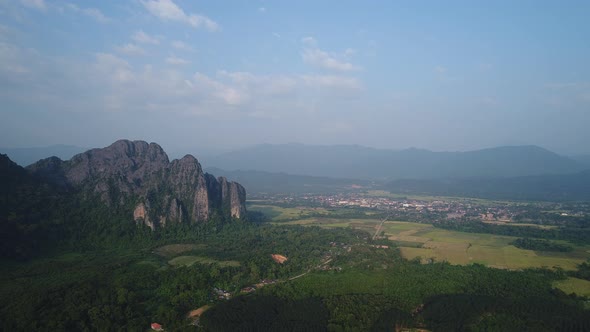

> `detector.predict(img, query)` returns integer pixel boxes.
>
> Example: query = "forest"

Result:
[435,220,590,245]
[2,215,590,331]
[511,237,573,252]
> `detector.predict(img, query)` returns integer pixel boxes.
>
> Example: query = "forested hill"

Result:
[205,144,585,180]
[385,170,590,201]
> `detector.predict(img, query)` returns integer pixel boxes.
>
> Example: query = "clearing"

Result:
[153,244,206,257]
[168,255,240,267]
[554,277,590,297]
[271,254,288,264]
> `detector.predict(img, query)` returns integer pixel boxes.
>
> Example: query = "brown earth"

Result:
[271,254,288,264]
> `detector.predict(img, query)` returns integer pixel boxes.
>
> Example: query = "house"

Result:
[151,322,163,331]
[240,286,256,293]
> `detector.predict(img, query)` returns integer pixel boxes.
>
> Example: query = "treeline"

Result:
[511,238,573,252]
[435,220,590,245]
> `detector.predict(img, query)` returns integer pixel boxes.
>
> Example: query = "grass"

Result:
[275,217,382,234]
[168,255,241,267]
[482,220,558,230]
[554,277,590,297]
[274,217,590,271]
[248,204,330,221]
[363,190,516,205]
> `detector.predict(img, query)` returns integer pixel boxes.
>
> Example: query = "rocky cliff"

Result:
[27,140,247,230]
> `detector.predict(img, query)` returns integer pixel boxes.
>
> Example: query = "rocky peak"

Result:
[219,176,247,219]
[62,139,170,186]
[27,139,247,230]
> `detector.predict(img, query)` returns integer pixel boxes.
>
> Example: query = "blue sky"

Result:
[1,0,589,155]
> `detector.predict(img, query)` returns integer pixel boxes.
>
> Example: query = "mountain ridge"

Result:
[204,144,585,180]
[27,139,247,230]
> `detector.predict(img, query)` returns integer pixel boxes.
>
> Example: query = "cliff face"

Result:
[28,140,247,230]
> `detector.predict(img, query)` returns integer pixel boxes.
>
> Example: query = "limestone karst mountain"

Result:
[27,139,246,230]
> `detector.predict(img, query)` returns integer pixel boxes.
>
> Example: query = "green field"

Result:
[168,255,241,267]
[364,190,524,206]
[248,204,331,221]
[276,217,382,234]
[276,218,590,271]
[554,277,590,297]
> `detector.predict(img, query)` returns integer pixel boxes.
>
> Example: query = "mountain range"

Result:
[385,170,590,201]
[204,144,587,180]
[206,167,370,194]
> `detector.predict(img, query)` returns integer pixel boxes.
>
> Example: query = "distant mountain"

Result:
[204,144,585,180]
[385,170,590,201]
[0,144,86,166]
[572,155,590,168]
[206,167,370,194]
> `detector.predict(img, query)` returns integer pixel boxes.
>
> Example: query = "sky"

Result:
[1,0,589,155]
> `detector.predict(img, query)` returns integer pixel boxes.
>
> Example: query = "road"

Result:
[372,214,391,240]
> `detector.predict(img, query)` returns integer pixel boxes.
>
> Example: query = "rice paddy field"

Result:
[247,204,332,221]
[277,217,590,271]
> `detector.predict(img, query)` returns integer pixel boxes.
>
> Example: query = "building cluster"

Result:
[258,192,590,222]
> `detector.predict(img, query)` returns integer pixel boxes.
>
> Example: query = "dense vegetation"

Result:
[0,221,362,331]
[202,246,590,331]
[511,238,574,252]
[571,260,590,281]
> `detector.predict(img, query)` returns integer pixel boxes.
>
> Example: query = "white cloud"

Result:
[116,44,146,56]
[171,40,194,51]
[301,36,317,46]
[66,4,110,23]
[166,56,190,65]
[94,53,134,83]
[272,32,281,38]
[301,38,360,72]
[141,0,219,31]
[82,7,109,23]
[258,7,266,12]
[302,48,359,72]
[0,38,364,122]
[20,0,46,10]
[132,30,159,44]
[193,72,249,106]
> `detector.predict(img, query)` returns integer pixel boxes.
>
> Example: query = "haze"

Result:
[1,0,589,155]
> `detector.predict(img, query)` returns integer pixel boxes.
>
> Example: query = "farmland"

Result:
[168,255,241,267]
[275,217,590,271]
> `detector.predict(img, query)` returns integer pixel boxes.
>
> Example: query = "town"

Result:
[250,190,590,226]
